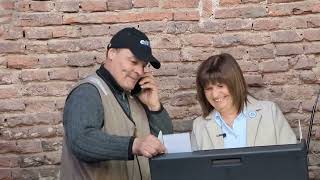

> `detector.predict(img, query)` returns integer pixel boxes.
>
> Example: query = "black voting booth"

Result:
[149,141,309,180]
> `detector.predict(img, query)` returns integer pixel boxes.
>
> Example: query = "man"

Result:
[60,27,173,180]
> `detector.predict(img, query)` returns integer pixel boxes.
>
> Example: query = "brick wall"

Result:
[0,0,319,179]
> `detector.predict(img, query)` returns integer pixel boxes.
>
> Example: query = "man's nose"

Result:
[136,65,145,76]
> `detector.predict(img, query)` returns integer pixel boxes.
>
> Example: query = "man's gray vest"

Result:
[60,74,151,180]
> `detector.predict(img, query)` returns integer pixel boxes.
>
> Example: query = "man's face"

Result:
[106,48,147,91]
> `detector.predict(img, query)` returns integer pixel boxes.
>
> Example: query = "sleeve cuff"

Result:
[128,136,135,160]
[149,103,164,114]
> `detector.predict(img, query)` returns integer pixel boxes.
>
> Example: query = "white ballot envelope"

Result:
[158,131,192,153]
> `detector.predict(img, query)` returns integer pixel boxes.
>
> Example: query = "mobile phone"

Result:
[131,78,142,95]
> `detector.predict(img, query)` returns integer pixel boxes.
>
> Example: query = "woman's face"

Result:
[204,82,236,114]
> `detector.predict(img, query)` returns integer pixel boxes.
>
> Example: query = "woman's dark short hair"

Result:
[196,53,248,117]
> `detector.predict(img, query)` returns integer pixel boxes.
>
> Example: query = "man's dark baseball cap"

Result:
[107,27,161,69]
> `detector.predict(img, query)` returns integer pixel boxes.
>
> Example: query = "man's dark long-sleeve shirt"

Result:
[63,65,173,163]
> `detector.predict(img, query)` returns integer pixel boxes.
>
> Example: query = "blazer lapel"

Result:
[205,113,224,149]
[245,96,263,146]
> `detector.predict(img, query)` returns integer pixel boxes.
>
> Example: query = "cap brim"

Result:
[149,56,161,69]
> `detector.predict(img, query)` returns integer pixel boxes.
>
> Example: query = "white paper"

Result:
[162,132,192,153]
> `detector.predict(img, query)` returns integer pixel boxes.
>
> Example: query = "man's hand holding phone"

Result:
[136,72,161,111]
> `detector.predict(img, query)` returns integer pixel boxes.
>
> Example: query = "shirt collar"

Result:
[96,65,125,95]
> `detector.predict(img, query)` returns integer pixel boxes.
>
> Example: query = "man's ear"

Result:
[107,48,117,61]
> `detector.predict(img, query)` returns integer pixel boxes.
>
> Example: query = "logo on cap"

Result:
[140,40,150,47]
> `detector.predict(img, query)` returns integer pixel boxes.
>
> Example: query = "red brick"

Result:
[177,62,200,77]
[17,140,42,154]
[271,30,303,43]
[48,39,80,52]
[0,156,19,168]
[304,42,320,54]
[16,13,63,27]
[212,34,239,47]
[152,49,181,62]
[2,112,62,128]
[14,0,30,12]
[30,1,54,12]
[225,19,252,31]
[178,77,197,90]
[239,33,271,45]
[162,0,199,8]
[263,73,294,85]
[181,34,212,47]
[267,0,303,3]
[0,99,25,112]
[22,82,73,97]
[307,16,320,28]
[133,0,159,8]
[0,141,17,153]
[25,41,48,53]
[64,12,173,24]
[238,61,259,72]
[0,41,25,53]
[52,26,81,38]
[38,54,68,68]
[153,63,179,76]
[201,0,213,18]
[80,1,107,12]
[0,168,11,180]
[79,37,106,50]
[298,70,317,83]
[118,12,173,22]
[215,5,267,19]
[137,22,166,33]
[220,46,247,59]
[55,1,79,12]
[260,58,289,72]
[107,0,132,10]
[170,92,197,106]
[302,99,320,112]
[278,17,307,29]
[274,100,300,113]
[55,98,66,111]
[11,168,39,179]
[7,55,38,69]
[1,26,23,40]
[281,85,315,100]
[81,24,110,36]
[275,43,303,56]
[24,99,56,113]
[303,29,320,41]
[244,74,263,87]
[289,55,316,70]
[66,52,97,67]
[78,66,97,79]
[0,71,19,85]
[0,0,14,10]
[174,11,200,21]
[19,155,45,167]
[180,47,216,61]
[247,44,275,59]
[0,86,19,99]
[220,0,241,6]
[200,20,225,33]
[41,138,62,152]
[49,68,79,81]
[158,76,179,90]
[43,151,61,165]
[152,34,181,49]
[268,1,318,16]
[29,126,57,138]
[24,27,53,40]
[253,18,280,31]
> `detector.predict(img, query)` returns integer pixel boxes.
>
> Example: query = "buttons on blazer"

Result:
[248,111,257,118]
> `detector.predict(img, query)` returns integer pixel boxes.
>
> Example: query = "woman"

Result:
[191,53,297,150]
